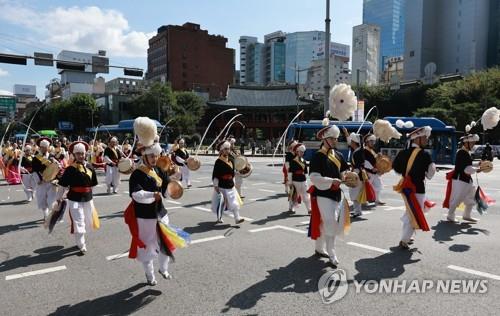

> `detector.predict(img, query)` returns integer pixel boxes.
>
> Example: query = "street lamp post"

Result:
[323,0,331,115]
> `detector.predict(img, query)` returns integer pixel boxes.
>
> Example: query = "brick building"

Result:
[147,22,235,100]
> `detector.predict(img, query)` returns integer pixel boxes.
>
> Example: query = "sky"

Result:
[0,0,363,99]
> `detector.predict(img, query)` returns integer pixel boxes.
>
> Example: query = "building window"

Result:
[410,51,415,57]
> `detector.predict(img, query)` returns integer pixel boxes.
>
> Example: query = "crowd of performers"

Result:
[1,99,498,283]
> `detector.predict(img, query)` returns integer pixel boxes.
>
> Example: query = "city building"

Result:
[56,50,108,100]
[305,51,351,98]
[96,77,145,124]
[352,24,381,86]
[147,22,235,100]
[13,84,38,119]
[205,85,318,140]
[0,89,16,124]
[404,0,491,81]
[240,30,350,87]
[239,36,258,85]
[246,42,265,85]
[264,31,287,85]
[487,0,500,67]
[363,0,406,72]
[382,56,404,84]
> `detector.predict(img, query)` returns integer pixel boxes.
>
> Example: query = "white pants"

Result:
[369,173,383,202]
[448,180,476,220]
[180,165,191,187]
[105,166,121,192]
[401,193,425,243]
[314,197,341,261]
[349,183,362,214]
[36,181,57,217]
[235,173,243,196]
[69,200,94,249]
[211,187,241,223]
[137,217,170,281]
[22,173,35,200]
[289,181,311,213]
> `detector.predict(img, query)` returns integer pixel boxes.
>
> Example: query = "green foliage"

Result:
[128,82,206,141]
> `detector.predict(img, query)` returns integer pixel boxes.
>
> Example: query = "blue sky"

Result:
[0,0,362,99]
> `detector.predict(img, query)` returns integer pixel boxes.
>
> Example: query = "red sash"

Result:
[442,170,455,209]
[124,202,146,258]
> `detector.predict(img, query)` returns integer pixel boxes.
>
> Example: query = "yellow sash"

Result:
[36,154,51,166]
[319,147,341,170]
[393,148,421,192]
[293,156,305,170]
[71,162,93,179]
[219,156,234,169]
[138,165,163,187]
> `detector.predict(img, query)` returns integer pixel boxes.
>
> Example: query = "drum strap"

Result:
[319,147,341,170]
[71,162,93,179]
[36,154,51,166]
[219,156,233,169]
[293,156,305,170]
[406,148,421,176]
[138,165,162,187]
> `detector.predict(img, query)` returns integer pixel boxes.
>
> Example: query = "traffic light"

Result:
[0,53,27,65]
[124,68,143,77]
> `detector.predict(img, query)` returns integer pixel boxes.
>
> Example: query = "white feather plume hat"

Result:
[133,117,158,147]
[328,83,357,121]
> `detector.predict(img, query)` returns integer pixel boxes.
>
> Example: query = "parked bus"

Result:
[287,117,457,164]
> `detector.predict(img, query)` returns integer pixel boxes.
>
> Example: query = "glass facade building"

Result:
[363,0,405,70]
[246,43,265,85]
[285,31,325,84]
[488,0,500,67]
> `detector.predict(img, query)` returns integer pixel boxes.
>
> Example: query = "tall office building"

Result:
[285,31,325,84]
[487,0,500,67]
[263,31,287,85]
[147,22,234,99]
[352,24,381,86]
[404,0,490,81]
[239,36,258,85]
[363,0,406,71]
[246,42,265,85]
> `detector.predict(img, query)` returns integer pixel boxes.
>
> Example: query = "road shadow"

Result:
[182,200,212,208]
[48,283,161,316]
[0,199,30,206]
[432,220,490,243]
[353,246,420,282]
[222,255,328,313]
[0,219,41,236]
[0,245,80,273]
[183,221,235,236]
[98,211,124,221]
[251,211,307,226]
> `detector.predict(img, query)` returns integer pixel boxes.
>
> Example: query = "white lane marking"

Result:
[191,235,225,244]
[447,265,500,281]
[197,177,210,180]
[5,265,67,280]
[362,211,374,215]
[193,206,254,221]
[16,189,24,192]
[347,242,390,254]
[300,220,310,225]
[124,191,129,194]
[381,206,405,211]
[250,198,267,201]
[165,200,182,205]
[186,187,210,191]
[249,225,306,234]
[167,206,183,210]
[251,182,266,186]
[258,189,276,193]
[106,252,129,261]
[191,180,201,183]
[94,195,122,199]
[251,173,260,176]
[275,181,284,184]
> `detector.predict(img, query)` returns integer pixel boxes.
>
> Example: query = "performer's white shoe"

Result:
[462,217,478,223]
[159,270,172,280]
[146,275,157,286]
[329,256,339,267]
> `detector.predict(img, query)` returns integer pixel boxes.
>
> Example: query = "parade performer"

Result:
[228,137,245,198]
[211,141,245,225]
[55,141,99,254]
[287,143,311,214]
[364,134,385,205]
[443,134,482,223]
[53,140,68,167]
[308,125,350,267]
[104,136,122,194]
[173,138,191,188]
[20,145,35,202]
[125,117,189,286]
[5,143,21,184]
[393,126,436,249]
[283,140,298,194]
[32,137,59,220]
[347,132,367,217]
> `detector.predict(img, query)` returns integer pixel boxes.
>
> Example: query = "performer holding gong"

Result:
[104,136,122,194]
[32,137,59,220]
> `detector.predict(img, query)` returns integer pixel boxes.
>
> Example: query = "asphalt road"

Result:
[1,156,500,315]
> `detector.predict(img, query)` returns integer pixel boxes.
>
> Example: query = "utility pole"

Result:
[323,0,331,115]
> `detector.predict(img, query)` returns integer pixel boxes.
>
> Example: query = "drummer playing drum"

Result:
[31,137,60,220]
[363,134,386,205]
